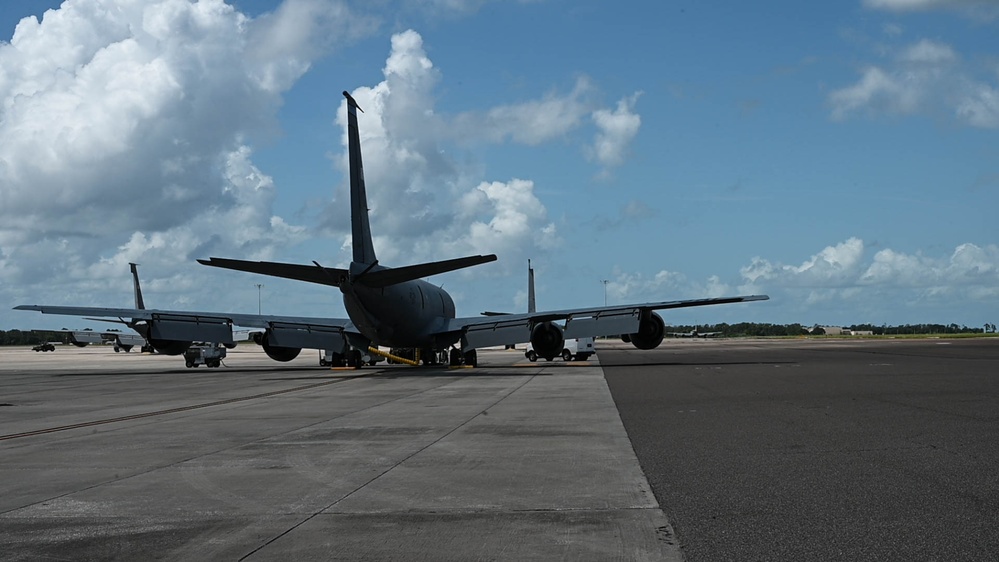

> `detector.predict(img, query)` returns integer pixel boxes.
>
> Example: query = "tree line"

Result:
[667,323,995,337]
[0,330,85,346]
[2,323,995,347]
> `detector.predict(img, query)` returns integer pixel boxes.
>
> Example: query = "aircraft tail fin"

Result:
[129,263,145,310]
[479,259,535,316]
[343,91,377,266]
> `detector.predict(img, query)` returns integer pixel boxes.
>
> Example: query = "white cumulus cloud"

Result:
[324,29,663,275]
[863,0,999,19]
[0,0,356,318]
[589,91,642,174]
[829,38,999,128]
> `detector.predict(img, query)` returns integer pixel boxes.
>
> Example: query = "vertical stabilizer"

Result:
[129,263,145,310]
[527,260,536,313]
[343,91,377,265]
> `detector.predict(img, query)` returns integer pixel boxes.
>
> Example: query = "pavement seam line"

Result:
[237,373,538,561]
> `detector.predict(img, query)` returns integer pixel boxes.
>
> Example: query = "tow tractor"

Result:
[183,343,226,368]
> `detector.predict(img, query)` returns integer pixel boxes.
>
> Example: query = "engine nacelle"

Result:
[530,321,564,361]
[261,333,301,362]
[148,338,193,356]
[627,311,665,350]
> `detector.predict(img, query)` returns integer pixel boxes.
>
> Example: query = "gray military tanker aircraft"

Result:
[17,91,768,367]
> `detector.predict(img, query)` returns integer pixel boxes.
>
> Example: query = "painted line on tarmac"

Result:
[0,373,371,442]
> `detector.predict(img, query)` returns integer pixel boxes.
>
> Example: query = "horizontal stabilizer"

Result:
[358,254,497,288]
[198,258,347,287]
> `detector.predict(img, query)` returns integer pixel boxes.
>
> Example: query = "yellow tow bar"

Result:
[367,346,421,366]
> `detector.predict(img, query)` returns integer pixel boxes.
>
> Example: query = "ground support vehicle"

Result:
[183,344,227,368]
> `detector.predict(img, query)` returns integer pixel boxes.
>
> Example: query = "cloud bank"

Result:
[0,2,642,325]
[603,238,999,324]
[0,0,357,304]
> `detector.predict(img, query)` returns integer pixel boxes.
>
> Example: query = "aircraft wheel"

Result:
[463,349,477,368]
[526,350,538,362]
[449,348,462,366]
[114,347,121,353]
[348,350,363,369]
[562,349,572,361]
[185,361,194,368]
[421,348,436,366]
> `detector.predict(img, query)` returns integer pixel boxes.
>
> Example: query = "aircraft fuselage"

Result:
[341,276,457,349]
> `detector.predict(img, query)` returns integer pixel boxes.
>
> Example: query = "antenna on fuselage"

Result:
[343,91,377,266]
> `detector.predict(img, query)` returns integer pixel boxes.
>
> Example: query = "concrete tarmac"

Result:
[603,337,999,562]
[6,338,997,561]
[0,345,679,561]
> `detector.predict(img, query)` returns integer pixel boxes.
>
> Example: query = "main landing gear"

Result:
[448,348,477,367]
[324,346,478,369]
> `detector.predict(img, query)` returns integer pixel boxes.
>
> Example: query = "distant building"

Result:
[813,326,874,336]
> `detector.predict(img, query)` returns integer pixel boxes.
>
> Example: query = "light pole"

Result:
[255,283,264,315]
[601,279,609,306]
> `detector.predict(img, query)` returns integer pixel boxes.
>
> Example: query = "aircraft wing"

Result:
[446,294,769,349]
[14,305,352,348]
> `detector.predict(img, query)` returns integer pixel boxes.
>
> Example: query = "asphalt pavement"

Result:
[603,337,999,562]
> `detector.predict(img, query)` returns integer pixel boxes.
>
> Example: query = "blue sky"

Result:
[1,0,997,332]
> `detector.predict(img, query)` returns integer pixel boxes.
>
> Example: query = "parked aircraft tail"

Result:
[528,260,536,314]
[130,262,145,310]
[344,91,376,266]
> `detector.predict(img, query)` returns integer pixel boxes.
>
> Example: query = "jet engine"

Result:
[258,332,302,362]
[147,338,193,356]
[530,321,564,361]
[624,311,665,350]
